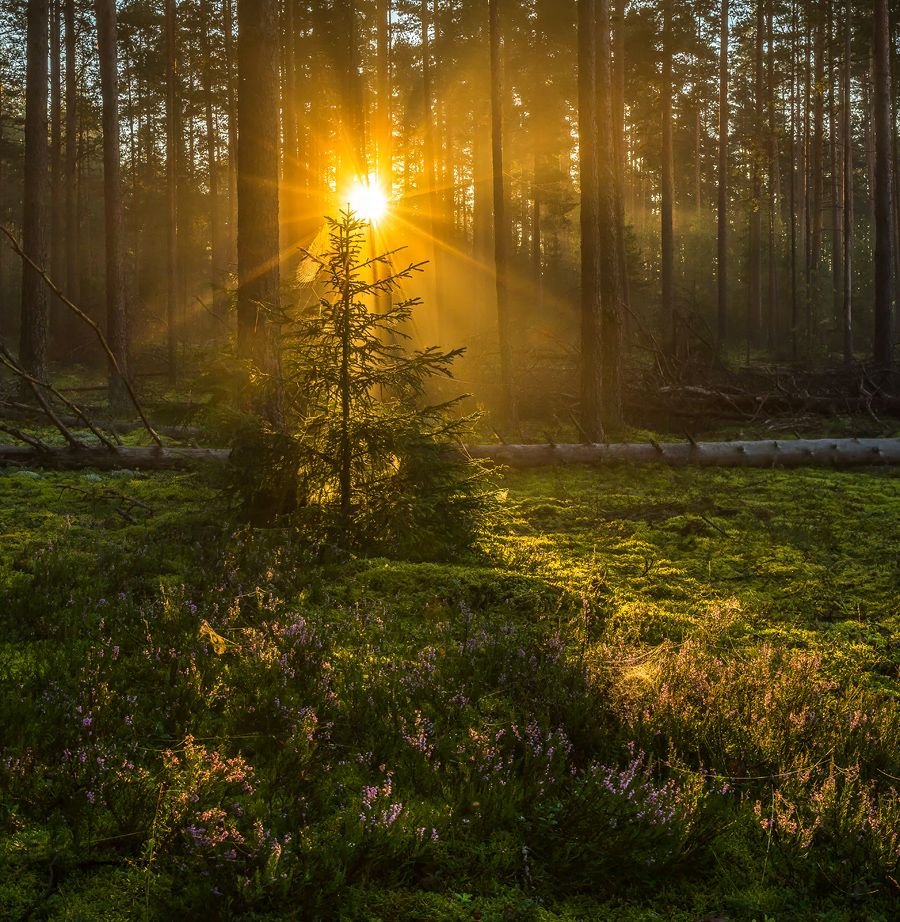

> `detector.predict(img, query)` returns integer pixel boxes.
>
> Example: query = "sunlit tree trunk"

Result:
[20,0,50,393]
[421,0,441,336]
[64,0,79,306]
[597,0,624,429]
[717,0,729,348]
[225,0,238,274]
[662,0,675,350]
[489,0,516,422]
[94,0,129,409]
[579,0,601,436]
[201,0,224,328]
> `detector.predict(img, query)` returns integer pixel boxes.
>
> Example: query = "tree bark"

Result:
[94,0,129,410]
[873,0,895,370]
[237,0,282,420]
[19,0,51,392]
[662,0,676,350]
[597,0,624,429]
[717,0,729,348]
[842,0,853,367]
[4,440,900,472]
[579,0,602,437]
[488,0,516,422]
[165,0,180,380]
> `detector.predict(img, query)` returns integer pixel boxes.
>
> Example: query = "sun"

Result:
[346,178,389,224]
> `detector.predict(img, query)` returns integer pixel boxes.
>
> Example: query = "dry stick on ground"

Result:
[59,484,154,524]
[0,225,162,447]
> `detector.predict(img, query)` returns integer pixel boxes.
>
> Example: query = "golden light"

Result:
[346,178,389,224]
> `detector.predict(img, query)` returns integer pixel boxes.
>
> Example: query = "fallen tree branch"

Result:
[0,224,162,447]
[1,439,900,471]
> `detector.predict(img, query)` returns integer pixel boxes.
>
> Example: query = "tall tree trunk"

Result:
[64,0,79,305]
[579,0,601,436]
[873,0,894,370]
[376,0,392,315]
[829,0,842,345]
[94,0,129,409]
[165,0,180,380]
[790,0,799,363]
[717,0,729,348]
[662,0,675,351]
[766,0,778,353]
[237,0,282,418]
[225,0,238,274]
[612,0,630,321]
[809,10,824,350]
[19,0,50,393]
[376,0,392,197]
[201,0,224,327]
[49,0,63,291]
[421,0,441,337]
[488,0,516,422]
[597,0,624,429]
[842,0,853,367]
[748,0,764,351]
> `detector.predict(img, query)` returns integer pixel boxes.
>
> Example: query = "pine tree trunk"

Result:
[579,0,602,437]
[717,0,729,348]
[49,0,63,293]
[748,0,764,350]
[842,0,853,367]
[64,0,79,306]
[165,0,180,380]
[873,0,895,370]
[662,0,676,350]
[488,0,516,422]
[94,0,129,410]
[20,0,50,394]
[597,0,624,429]
[225,0,238,275]
[237,0,282,420]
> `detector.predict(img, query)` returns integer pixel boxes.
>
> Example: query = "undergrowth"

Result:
[0,464,898,920]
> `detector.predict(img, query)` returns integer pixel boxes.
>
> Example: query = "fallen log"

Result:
[1,439,900,472]
[467,439,900,468]
[0,445,229,471]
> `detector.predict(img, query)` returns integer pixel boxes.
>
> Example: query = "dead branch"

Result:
[0,224,162,446]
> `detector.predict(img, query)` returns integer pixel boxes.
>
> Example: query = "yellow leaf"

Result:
[199,619,228,655]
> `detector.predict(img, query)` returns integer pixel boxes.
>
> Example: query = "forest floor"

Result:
[0,461,898,920]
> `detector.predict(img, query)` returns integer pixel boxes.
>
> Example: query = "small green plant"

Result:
[228,210,495,559]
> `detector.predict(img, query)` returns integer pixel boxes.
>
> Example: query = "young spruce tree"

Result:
[230,210,492,560]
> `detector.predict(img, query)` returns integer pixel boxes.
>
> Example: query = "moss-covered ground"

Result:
[0,463,898,920]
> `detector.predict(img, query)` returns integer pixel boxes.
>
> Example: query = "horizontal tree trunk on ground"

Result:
[0,446,230,470]
[2,439,900,471]
[467,439,900,468]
